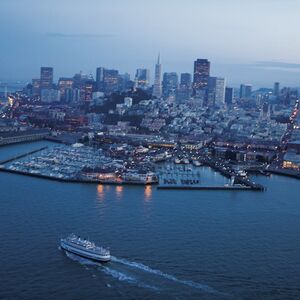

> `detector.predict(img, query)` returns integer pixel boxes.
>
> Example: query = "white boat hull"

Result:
[61,240,111,262]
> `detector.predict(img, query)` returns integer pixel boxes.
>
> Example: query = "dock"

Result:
[266,167,300,180]
[0,167,156,186]
[199,158,266,191]
[0,147,48,165]
[157,185,254,191]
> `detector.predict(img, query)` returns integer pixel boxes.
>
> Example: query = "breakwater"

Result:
[0,147,48,165]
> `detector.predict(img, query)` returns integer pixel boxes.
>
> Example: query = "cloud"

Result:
[253,61,300,73]
[46,32,116,38]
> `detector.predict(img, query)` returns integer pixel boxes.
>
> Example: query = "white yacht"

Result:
[60,234,110,262]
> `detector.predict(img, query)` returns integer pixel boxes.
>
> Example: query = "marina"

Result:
[0,144,158,185]
[0,142,265,191]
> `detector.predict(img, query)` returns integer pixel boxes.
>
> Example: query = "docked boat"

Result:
[174,158,181,164]
[60,234,111,262]
[122,171,158,184]
[237,170,247,177]
[192,160,202,167]
[182,158,190,165]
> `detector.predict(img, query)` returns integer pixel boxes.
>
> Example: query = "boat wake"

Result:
[62,250,225,296]
[111,256,219,294]
[102,267,160,291]
[63,251,160,292]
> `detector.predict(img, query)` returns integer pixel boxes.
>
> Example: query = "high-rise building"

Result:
[31,79,41,96]
[71,88,81,103]
[176,73,192,103]
[72,72,90,101]
[40,67,53,90]
[225,87,234,105]
[215,77,226,105]
[193,59,210,91]
[240,84,252,99]
[207,77,225,106]
[135,69,150,89]
[207,77,217,106]
[65,88,74,103]
[73,72,89,89]
[41,89,60,103]
[58,78,73,102]
[96,68,123,93]
[103,69,119,93]
[152,54,162,98]
[162,72,178,98]
[96,67,105,91]
[118,73,131,91]
[180,73,192,89]
[83,80,94,101]
[273,82,280,97]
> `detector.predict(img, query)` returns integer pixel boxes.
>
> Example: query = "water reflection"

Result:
[97,184,105,201]
[144,185,152,201]
[115,186,123,198]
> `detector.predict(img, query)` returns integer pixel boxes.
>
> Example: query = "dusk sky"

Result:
[1,0,300,87]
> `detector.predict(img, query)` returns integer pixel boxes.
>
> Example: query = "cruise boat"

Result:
[122,171,158,184]
[60,234,111,262]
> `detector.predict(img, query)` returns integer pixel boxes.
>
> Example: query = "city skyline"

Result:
[1,2,300,299]
[1,0,300,87]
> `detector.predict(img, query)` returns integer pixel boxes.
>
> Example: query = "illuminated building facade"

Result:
[162,72,178,99]
[103,69,119,93]
[135,69,150,89]
[58,78,74,102]
[152,54,162,98]
[40,67,53,90]
[193,59,210,91]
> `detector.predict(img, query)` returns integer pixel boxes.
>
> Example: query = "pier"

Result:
[0,130,49,146]
[0,167,156,185]
[157,186,253,191]
[0,147,48,165]
[267,167,300,180]
[199,158,266,191]
[157,163,265,192]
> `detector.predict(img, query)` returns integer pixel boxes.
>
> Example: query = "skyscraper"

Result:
[215,77,226,105]
[180,73,192,89]
[84,80,94,101]
[240,84,252,99]
[176,73,192,103]
[31,79,41,95]
[207,77,225,106]
[41,89,60,103]
[208,77,217,106]
[135,69,150,89]
[152,54,162,99]
[162,72,178,98]
[103,69,119,93]
[193,59,210,91]
[225,87,234,105]
[96,67,105,91]
[40,67,53,90]
[58,78,73,102]
[118,73,131,91]
[72,72,88,101]
[273,82,280,98]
